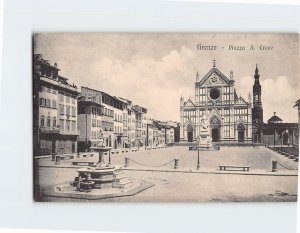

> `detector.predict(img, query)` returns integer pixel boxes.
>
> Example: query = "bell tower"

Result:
[252,64,263,123]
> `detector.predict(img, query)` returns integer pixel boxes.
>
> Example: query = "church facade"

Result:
[180,61,253,143]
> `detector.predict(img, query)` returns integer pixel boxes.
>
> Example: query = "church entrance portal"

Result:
[187,124,194,142]
[211,128,219,142]
[187,132,193,142]
[238,130,245,142]
[210,116,221,142]
[237,123,245,142]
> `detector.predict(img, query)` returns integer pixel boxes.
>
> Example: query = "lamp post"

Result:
[197,137,200,170]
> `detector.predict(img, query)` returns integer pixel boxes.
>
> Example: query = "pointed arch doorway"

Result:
[210,116,221,142]
[187,124,194,142]
[237,123,245,142]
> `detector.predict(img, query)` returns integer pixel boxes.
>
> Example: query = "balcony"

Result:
[40,126,60,134]
[60,130,80,136]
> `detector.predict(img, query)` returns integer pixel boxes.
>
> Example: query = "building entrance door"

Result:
[210,116,221,142]
[237,123,245,142]
[238,130,245,142]
[212,128,219,142]
[187,124,194,142]
[187,131,193,142]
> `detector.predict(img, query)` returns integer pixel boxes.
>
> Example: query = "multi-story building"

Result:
[119,98,134,148]
[180,61,252,143]
[78,87,116,151]
[33,54,79,156]
[146,119,154,147]
[132,105,148,148]
[113,98,127,149]
[78,87,129,151]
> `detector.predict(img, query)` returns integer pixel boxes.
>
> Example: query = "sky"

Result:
[34,33,299,123]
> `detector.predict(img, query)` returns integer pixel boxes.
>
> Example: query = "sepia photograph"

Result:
[33,33,299,202]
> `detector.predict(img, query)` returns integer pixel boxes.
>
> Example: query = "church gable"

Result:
[209,108,222,119]
[235,96,247,106]
[198,68,230,87]
[184,98,195,107]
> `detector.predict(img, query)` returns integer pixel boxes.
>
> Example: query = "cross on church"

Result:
[213,59,216,67]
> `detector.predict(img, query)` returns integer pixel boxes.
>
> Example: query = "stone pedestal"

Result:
[198,130,213,148]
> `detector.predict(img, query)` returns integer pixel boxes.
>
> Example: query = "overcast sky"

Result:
[34,33,299,123]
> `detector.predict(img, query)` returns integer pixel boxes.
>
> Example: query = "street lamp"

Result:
[197,136,200,170]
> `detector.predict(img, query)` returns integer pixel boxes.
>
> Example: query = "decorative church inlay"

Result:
[180,60,253,143]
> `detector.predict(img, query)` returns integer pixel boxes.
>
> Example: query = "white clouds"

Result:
[261,76,298,122]
[87,47,195,121]
[87,52,298,123]
[235,75,298,123]
[34,34,299,123]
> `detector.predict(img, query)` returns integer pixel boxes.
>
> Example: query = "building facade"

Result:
[180,61,252,143]
[78,87,128,151]
[33,54,80,156]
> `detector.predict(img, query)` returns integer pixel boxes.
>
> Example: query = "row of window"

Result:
[40,115,77,132]
[114,113,123,122]
[104,108,114,117]
[58,93,76,104]
[42,86,57,95]
[41,87,76,105]
[102,95,125,110]
[184,108,248,117]
[92,119,102,128]
[91,119,114,131]
[59,119,77,132]
[91,106,102,117]
[40,115,56,128]
[114,125,123,134]
[40,98,56,109]
[59,104,76,116]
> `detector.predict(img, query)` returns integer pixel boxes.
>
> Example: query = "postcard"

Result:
[33,33,299,202]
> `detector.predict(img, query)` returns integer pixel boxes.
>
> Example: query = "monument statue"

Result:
[200,114,209,132]
[198,114,213,149]
[96,127,107,147]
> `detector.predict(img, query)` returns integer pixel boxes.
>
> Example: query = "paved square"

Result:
[36,146,298,202]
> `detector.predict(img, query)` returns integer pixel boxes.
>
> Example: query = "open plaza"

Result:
[32,36,300,203]
[35,146,298,202]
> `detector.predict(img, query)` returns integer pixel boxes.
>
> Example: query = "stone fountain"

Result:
[42,129,154,200]
[72,131,132,191]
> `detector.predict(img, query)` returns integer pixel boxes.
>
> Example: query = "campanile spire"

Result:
[252,64,263,123]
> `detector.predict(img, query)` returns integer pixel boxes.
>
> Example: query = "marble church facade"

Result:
[180,61,252,143]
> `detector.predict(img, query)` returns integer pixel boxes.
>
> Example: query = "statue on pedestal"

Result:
[200,114,209,133]
[96,128,105,147]
[198,114,212,148]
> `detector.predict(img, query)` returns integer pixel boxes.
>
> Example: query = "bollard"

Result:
[174,158,179,169]
[272,160,277,172]
[125,157,130,167]
[55,155,60,165]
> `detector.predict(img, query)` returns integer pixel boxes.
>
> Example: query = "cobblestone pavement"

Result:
[35,147,298,202]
